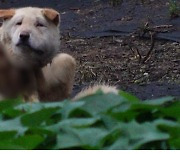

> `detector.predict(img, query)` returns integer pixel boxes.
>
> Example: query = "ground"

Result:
[62,36,180,100]
[59,0,180,100]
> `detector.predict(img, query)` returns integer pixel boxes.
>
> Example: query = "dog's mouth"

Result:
[16,42,44,55]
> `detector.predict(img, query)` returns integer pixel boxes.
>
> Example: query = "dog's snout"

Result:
[19,32,30,42]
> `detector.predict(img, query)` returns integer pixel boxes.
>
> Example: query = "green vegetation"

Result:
[0,91,179,149]
[110,0,123,6]
[169,0,180,18]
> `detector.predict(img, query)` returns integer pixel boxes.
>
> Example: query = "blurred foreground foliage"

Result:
[0,91,179,150]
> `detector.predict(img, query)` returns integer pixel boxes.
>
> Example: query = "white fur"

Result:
[73,84,118,101]
[0,7,60,68]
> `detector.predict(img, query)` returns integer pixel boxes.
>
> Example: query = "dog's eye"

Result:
[36,23,45,27]
[16,21,22,25]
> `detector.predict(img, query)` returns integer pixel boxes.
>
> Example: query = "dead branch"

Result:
[122,23,174,63]
[129,45,142,62]
[142,32,156,63]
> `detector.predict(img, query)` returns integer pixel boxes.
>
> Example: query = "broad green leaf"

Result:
[0,118,27,135]
[61,101,85,119]
[144,96,175,105]
[2,108,25,119]
[0,142,24,150]
[80,93,123,115]
[14,102,64,117]
[47,117,100,132]
[43,101,65,108]
[54,127,108,149]
[107,120,169,149]
[100,115,119,129]
[21,107,60,127]
[26,127,54,136]
[12,134,44,149]
[108,110,138,122]
[0,98,22,112]
[55,131,82,149]
[15,103,46,113]
[119,91,141,104]
[0,131,17,141]
[108,102,138,121]
[169,139,180,149]
[105,138,130,150]
[159,101,180,120]
[155,120,180,149]
[0,135,44,150]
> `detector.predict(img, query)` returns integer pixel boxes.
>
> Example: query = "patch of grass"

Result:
[110,0,123,6]
[169,0,180,18]
[0,91,179,149]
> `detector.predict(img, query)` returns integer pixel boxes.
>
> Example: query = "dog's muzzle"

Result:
[16,31,44,55]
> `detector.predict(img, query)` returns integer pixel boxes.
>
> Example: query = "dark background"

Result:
[1,0,180,42]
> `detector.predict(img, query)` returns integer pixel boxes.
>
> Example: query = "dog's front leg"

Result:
[23,91,39,102]
[38,53,76,102]
[21,69,39,102]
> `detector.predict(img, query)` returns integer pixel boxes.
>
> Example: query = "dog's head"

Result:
[0,7,60,68]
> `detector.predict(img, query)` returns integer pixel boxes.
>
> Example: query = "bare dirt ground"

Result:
[59,0,180,100]
[61,37,180,99]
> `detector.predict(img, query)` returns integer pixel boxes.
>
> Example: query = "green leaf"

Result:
[119,91,141,104]
[170,139,180,149]
[12,134,44,149]
[107,120,169,149]
[155,120,180,149]
[0,135,44,150]
[0,98,22,112]
[0,92,179,150]
[15,103,46,113]
[80,93,123,115]
[61,101,85,119]
[159,101,180,120]
[55,130,82,149]
[47,117,100,133]
[0,131,17,141]
[0,142,24,150]
[0,118,27,135]
[54,127,108,149]
[21,107,60,127]
[143,96,175,105]
[2,108,25,118]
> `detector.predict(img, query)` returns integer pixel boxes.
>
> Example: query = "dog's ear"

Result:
[42,8,60,26]
[0,9,15,20]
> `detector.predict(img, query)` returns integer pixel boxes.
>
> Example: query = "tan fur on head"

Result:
[73,84,118,101]
[42,8,60,26]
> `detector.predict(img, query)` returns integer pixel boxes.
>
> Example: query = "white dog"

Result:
[0,7,76,102]
[0,7,117,102]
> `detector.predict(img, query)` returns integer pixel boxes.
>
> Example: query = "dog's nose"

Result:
[19,32,30,42]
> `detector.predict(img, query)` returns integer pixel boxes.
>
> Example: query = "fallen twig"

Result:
[122,23,174,63]
[142,32,156,63]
